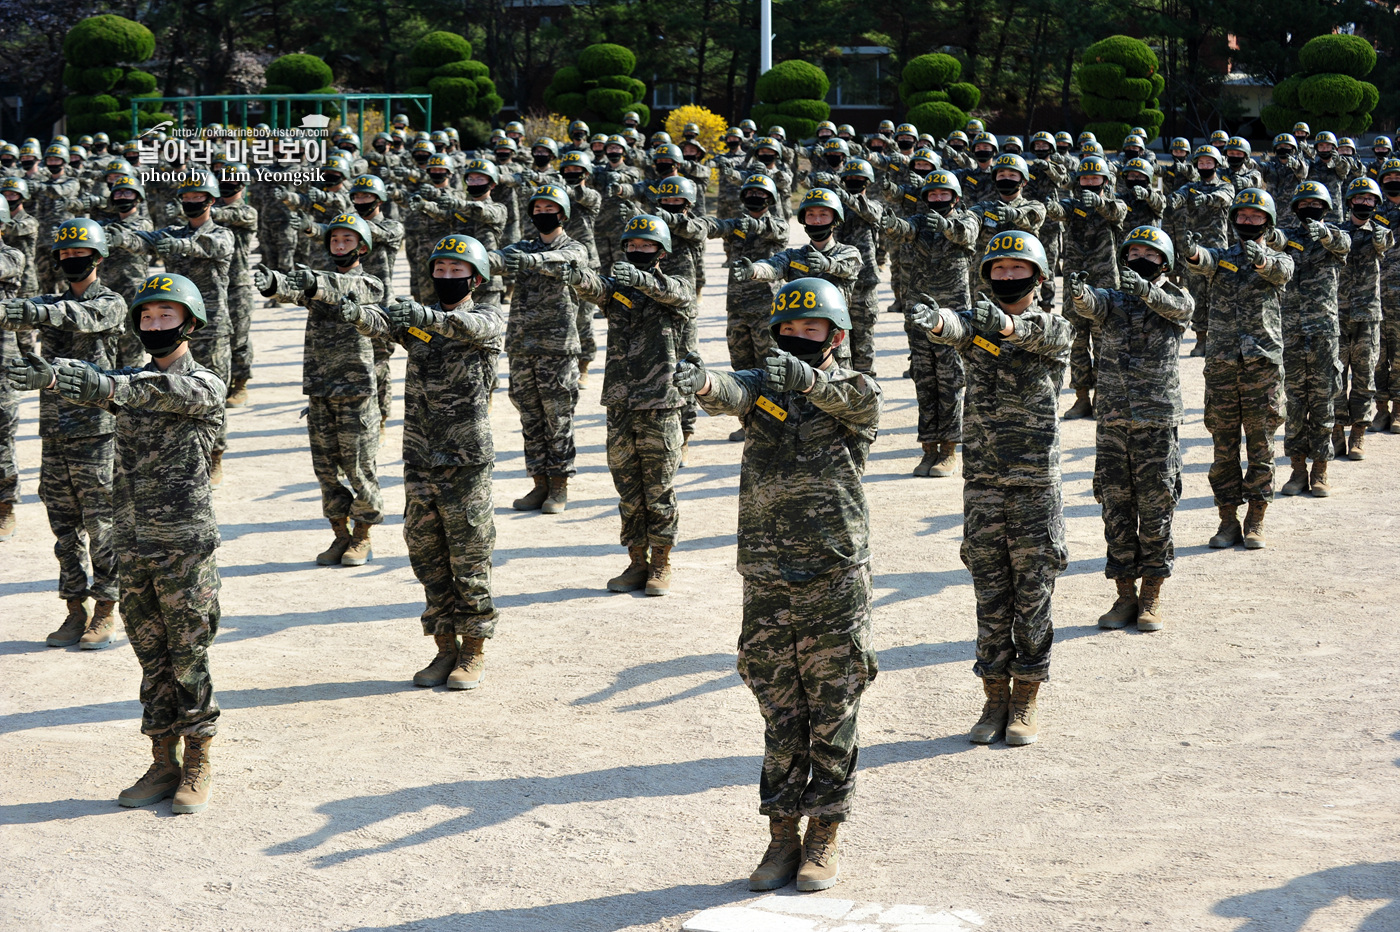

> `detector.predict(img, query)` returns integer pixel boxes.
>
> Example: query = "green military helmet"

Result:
[1338,136,1357,153]
[1225,136,1250,156]
[652,143,684,164]
[895,122,918,139]
[649,131,672,148]
[1227,187,1277,227]
[45,142,69,163]
[1170,136,1190,152]
[1293,121,1311,137]
[909,147,940,171]
[558,149,592,171]
[1290,180,1333,210]
[1130,126,1147,137]
[1077,131,1097,146]
[411,138,435,160]
[0,142,18,162]
[93,131,111,145]
[605,134,628,153]
[255,123,271,134]
[1209,130,1230,147]
[1,176,29,202]
[323,211,375,254]
[1345,176,1381,203]
[972,131,998,151]
[877,119,896,135]
[965,119,985,134]
[445,127,461,143]
[462,159,500,185]
[740,119,758,133]
[220,160,249,180]
[430,130,450,149]
[993,153,1029,182]
[1373,135,1393,153]
[921,170,963,201]
[349,173,389,201]
[322,154,353,183]
[769,277,852,335]
[840,157,875,183]
[724,126,743,144]
[104,158,135,179]
[426,153,453,175]
[1122,157,1155,184]
[620,213,672,252]
[493,136,518,155]
[821,137,849,159]
[373,131,393,148]
[1055,131,1073,146]
[816,120,838,138]
[110,173,146,200]
[621,128,643,146]
[392,113,410,128]
[52,134,70,147]
[1315,131,1338,148]
[77,134,94,148]
[740,173,779,202]
[768,125,790,143]
[51,217,109,260]
[1193,144,1224,165]
[682,122,701,138]
[1119,225,1175,272]
[1378,158,1400,182]
[567,119,589,139]
[69,145,87,163]
[1030,130,1056,151]
[504,120,525,135]
[429,233,491,281]
[1076,155,1111,179]
[1122,134,1146,152]
[590,132,608,146]
[1272,132,1296,152]
[796,186,845,224]
[532,137,559,158]
[340,130,362,150]
[177,170,221,199]
[753,136,781,157]
[837,123,856,139]
[131,273,209,334]
[1002,135,1024,154]
[623,111,641,126]
[979,229,1049,284]
[651,175,697,205]
[528,183,572,220]
[1081,141,1106,158]
[946,130,969,148]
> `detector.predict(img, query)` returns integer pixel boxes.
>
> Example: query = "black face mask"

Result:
[532,153,552,168]
[112,197,138,213]
[496,153,513,164]
[742,195,770,212]
[47,163,64,176]
[825,154,844,168]
[625,249,660,269]
[1318,150,1334,161]
[1198,168,1216,181]
[897,139,914,152]
[1351,204,1375,220]
[330,251,360,269]
[774,333,831,364]
[1294,205,1326,222]
[138,325,185,358]
[432,275,474,306]
[466,182,492,199]
[413,153,430,164]
[374,144,388,154]
[1233,220,1266,241]
[429,172,450,186]
[531,212,562,233]
[219,183,241,199]
[1276,149,1293,160]
[655,161,677,175]
[1124,149,1141,160]
[353,200,379,217]
[1056,145,1070,154]
[58,255,97,281]
[4,196,20,213]
[607,152,623,163]
[756,153,776,165]
[1383,182,1400,197]
[928,199,954,215]
[20,160,35,171]
[92,144,107,154]
[1032,147,1051,159]
[181,199,209,218]
[0,158,12,169]
[1126,257,1164,280]
[727,141,741,151]
[1079,184,1103,196]
[319,175,343,189]
[1227,155,1245,169]
[562,171,585,185]
[659,202,686,214]
[994,178,1021,196]
[989,277,1037,304]
[804,221,834,242]
[1376,150,1392,160]
[974,150,993,164]
[843,179,867,194]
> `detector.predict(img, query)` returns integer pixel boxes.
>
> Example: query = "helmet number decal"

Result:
[57,225,90,242]
[989,234,1026,253]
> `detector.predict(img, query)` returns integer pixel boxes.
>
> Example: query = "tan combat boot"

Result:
[748,816,803,891]
[316,517,351,565]
[1005,680,1041,746]
[578,360,590,387]
[1098,578,1139,629]
[209,451,224,489]
[679,431,693,468]
[541,477,568,515]
[1280,455,1309,495]
[1373,400,1392,433]
[1243,500,1268,550]
[341,521,373,566]
[913,442,938,477]
[117,736,183,808]
[1064,388,1093,419]
[1309,459,1331,497]
[447,636,486,690]
[645,545,673,596]
[226,377,249,407]
[171,736,212,814]
[0,501,15,541]
[1348,424,1367,461]
[607,547,650,592]
[47,598,89,647]
[412,633,459,687]
[1332,424,1348,459]
[969,676,1010,744]
[1208,505,1242,548]
[512,476,548,511]
[1137,577,1165,631]
[1189,331,1207,357]
[79,599,117,650]
[928,442,958,478]
[795,818,841,891]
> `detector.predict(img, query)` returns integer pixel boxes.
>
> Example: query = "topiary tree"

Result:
[898,53,980,137]
[261,52,339,123]
[409,31,502,128]
[750,60,830,141]
[1076,35,1164,148]
[543,43,648,134]
[61,14,161,141]
[1261,33,1378,136]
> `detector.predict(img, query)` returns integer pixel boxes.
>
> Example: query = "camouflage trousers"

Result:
[737,562,878,822]
[1283,332,1341,462]
[1093,424,1181,580]
[0,387,17,504]
[906,322,965,443]
[189,332,231,455]
[405,232,436,304]
[229,279,255,384]
[681,316,699,436]
[258,222,298,273]
[962,481,1068,683]
[404,461,497,639]
[849,276,880,375]
[606,405,682,550]
[1065,311,1097,392]
[726,283,776,371]
[39,435,118,602]
[1038,222,1063,311]
[1337,318,1380,426]
[122,549,221,739]
[373,337,395,426]
[596,231,625,274]
[508,354,578,478]
[1204,357,1284,505]
[890,244,914,313]
[1376,318,1400,403]
[307,394,384,525]
[1188,272,1210,334]
[576,302,598,366]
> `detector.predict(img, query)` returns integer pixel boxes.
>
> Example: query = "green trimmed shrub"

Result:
[1298,73,1363,114]
[1273,33,1378,139]
[587,87,636,115]
[409,30,502,124]
[1359,81,1380,114]
[1298,34,1376,79]
[1272,74,1303,109]
[1083,121,1134,149]
[88,94,121,114]
[265,53,333,93]
[1075,35,1160,143]
[907,90,950,107]
[1076,63,1126,97]
[412,31,473,68]
[124,69,157,94]
[770,116,818,140]
[552,92,588,115]
[262,83,295,96]
[900,52,980,132]
[63,14,155,63]
[428,76,479,120]
[1121,77,1154,101]
[1260,104,1305,135]
[902,53,961,90]
[63,94,94,118]
[578,43,636,80]
[756,60,830,103]
[408,67,435,87]
[544,43,646,128]
[551,66,584,93]
[61,15,159,142]
[946,82,981,110]
[438,59,489,79]
[777,98,832,121]
[1082,35,1157,78]
[749,103,777,127]
[906,101,968,137]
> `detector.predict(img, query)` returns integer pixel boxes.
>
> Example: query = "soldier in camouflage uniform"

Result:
[254,213,386,567]
[1170,145,1235,355]
[1066,227,1193,631]
[1333,177,1392,461]
[94,173,152,368]
[343,173,406,433]
[1373,159,1400,435]
[965,153,1048,283]
[1182,187,1295,550]
[726,138,794,223]
[910,231,1072,747]
[2,179,39,299]
[490,137,524,251]
[492,184,590,515]
[1307,133,1360,223]
[558,152,603,381]
[1261,134,1310,199]
[0,195,24,540]
[249,168,298,274]
[881,170,978,478]
[1024,132,1069,312]
[3,218,123,647]
[1221,137,1264,192]
[595,136,645,276]
[1272,182,1349,498]
[23,273,225,813]
[1120,157,1165,231]
[957,132,1001,204]
[33,144,82,295]
[342,234,505,691]
[833,159,885,375]
[561,215,695,596]
[1051,155,1128,419]
[212,163,258,407]
[677,277,881,894]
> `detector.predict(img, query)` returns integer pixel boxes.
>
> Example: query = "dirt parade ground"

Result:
[2,236,1399,932]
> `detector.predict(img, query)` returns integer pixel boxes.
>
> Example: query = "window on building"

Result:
[653,81,694,109]
[825,50,891,108]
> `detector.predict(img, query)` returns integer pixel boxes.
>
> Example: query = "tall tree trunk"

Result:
[985,0,1020,102]
[1023,12,1047,138]
[1061,47,1075,132]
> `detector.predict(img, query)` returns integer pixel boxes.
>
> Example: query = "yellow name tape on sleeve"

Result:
[612,292,633,308]
[407,326,433,343]
[1287,240,1304,251]
[755,395,788,421]
[1218,260,1239,272]
[1073,208,1089,218]
[972,334,1001,356]
[790,261,809,273]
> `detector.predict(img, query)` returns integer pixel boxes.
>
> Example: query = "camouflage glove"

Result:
[609,183,628,198]
[735,215,755,236]
[1374,229,1391,252]
[879,210,903,233]
[418,186,440,202]
[5,352,54,391]
[612,261,643,288]
[971,299,1011,334]
[814,172,839,188]
[1182,230,1202,260]
[673,352,707,395]
[275,186,299,208]
[155,236,187,259]
[1131,186,1150,202]
[1187,191,1205,208]
[385,298,438,331]
[908,301,941,333]
[82,192,104,211]
[731,257,755,282]
[1242,237,1266,267]
[54,359,112,402]
[506,250,540,275]
[765,350,816,394]
[302,187,326,205]
[804,248,832,274]
[1078,189,1100,210]
[923,211,949,234]
[559,261,586,287]
[291,268,318,293]
[338,297,361,323]
[1119,268,1150,297]
[252,263,275,294]
[520,169,543,185]
[3,298,48,327]
[1305,219,1328,241]
[1066,270,1090,300]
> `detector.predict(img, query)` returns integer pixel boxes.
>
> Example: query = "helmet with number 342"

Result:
[131,273,208,333]
[769,277,851,332]
[979,230,1049,284]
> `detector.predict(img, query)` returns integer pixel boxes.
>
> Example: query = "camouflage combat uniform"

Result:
[1049,191,1127,392]
[706,211,789,370]
[211,199,259,388]
[358,210,407,425]
[966,195,1046,295]
[33,170,82,294]
[594,159,644,273]
[562,183,603,370]
[834,189,885,374]
[1168,177,1233,335]
[1,202,39,297]
[750,241,863,366]
[98,213,154,368]
[249,177,298,272]
[0,242,25,508]
[1023,157,1069,310]
[697,361,882,822]
[1336,216,1392,427]
[1376,200,1400,409]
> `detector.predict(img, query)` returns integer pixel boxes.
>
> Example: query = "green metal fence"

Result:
[129,93,432,140]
